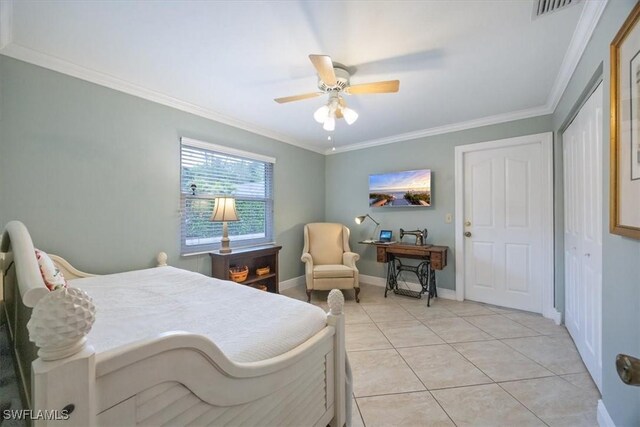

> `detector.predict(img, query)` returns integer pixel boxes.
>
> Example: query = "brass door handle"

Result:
[464,231,472,238]
[617,354,640,386]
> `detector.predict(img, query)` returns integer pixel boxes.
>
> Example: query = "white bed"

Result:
[1,221,350,427]
[74,266,328,362]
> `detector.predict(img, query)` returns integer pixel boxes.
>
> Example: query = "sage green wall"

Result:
[0,56,326,280]
[552,1,640,425]
[325,115,553,291]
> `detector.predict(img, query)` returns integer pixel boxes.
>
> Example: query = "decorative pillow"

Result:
[35,249,68,291]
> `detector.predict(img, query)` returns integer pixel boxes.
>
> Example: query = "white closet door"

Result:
[563,83,603,391]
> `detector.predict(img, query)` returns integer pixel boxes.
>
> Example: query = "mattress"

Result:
[71,266,328,363]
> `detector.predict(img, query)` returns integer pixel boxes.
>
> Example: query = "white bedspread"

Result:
[71,267,328,363]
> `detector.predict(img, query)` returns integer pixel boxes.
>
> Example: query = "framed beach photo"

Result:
[368,169,431,207]
[611,2,640,239]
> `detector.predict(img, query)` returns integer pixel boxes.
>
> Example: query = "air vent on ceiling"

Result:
[533,0,580,19]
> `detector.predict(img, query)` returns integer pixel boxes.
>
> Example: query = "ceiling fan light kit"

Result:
[315,95,344,131]
[275,54,399,133]
[323,115,336,131]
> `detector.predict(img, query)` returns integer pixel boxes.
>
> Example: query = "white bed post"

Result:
[32,349,96,427]
[326,289,346,427]
[156,252,168,267]
[28,287,97,427]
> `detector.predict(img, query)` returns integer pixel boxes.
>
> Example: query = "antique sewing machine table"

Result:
[359,242,449,306]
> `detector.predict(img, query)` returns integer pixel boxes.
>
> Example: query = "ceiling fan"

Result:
[274,54,400,131]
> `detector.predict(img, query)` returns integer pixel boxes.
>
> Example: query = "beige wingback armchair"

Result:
[301,223,360,303]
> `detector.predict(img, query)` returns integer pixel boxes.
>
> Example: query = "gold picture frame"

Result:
[611,3,640,239]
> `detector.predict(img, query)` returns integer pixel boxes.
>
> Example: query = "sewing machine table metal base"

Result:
[385,258,438,305]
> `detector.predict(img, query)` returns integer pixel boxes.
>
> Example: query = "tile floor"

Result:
[283,283,600,427]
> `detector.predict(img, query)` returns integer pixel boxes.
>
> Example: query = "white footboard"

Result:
[93,330,337,426]
[30,294,347,427]
[1,221,349,427]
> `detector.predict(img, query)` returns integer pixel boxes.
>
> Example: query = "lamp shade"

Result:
[210,197,239,222]
[355,214,380,226]
[314,105,330,123]
[342,107,359,125]
[323,116,336,131]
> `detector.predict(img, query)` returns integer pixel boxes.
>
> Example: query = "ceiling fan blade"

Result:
[309,54,337,86]
[346,80,400,95]
[274,92,322,104]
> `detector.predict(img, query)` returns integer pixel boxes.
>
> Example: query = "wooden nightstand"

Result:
[209,245,282,293]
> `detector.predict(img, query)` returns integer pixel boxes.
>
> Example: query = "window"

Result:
[180,137,275,254]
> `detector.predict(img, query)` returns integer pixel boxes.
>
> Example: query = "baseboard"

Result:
[358,274,387,287]
[433,287,457,300]
[279,275,305,291]
[359,274,457,300]
[540,307,563,325]
[597,400,615,427]
[284,273,459,300]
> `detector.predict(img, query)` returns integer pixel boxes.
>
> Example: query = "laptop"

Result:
[379,230,393,243]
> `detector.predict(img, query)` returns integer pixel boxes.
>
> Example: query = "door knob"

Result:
[465,220,471,226]
[617,354,640,386]
[464,231,472,238]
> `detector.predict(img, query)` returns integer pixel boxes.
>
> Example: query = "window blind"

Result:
[180,139,274,254]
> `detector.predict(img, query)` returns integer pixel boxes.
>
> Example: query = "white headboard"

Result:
[0,220,168,409]
[0,221,48,308]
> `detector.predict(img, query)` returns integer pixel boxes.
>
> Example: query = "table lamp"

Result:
[211,197,239,253]
[355,214,380,242]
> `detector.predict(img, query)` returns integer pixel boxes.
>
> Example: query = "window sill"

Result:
[180,241,278,257]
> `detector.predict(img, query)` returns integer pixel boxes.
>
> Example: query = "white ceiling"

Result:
[0,1,606,154]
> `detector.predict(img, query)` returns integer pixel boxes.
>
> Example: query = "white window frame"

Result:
[180,137,276,255]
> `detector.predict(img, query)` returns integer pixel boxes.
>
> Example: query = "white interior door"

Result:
[461,137,551,313]
[563,83,603,391]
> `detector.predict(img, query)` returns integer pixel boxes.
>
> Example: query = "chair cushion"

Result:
[313,264,355,279]
[307,223,344,265]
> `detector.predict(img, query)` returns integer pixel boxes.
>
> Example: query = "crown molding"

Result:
[545,0,607,112]
[1,41,551,157]
[325,104,552,155]
[0,0,605,156]
[326,0,606,155]
[0,42,326,155]
[0,0,12,49]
